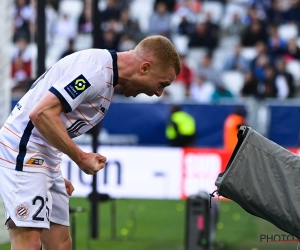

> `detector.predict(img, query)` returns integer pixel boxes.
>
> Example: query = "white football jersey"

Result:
[0,49,118,177]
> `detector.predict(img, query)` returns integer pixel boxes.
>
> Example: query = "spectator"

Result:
[283,38,300,60]
[77,3,93,34]
[154,0,176,12]
[12,36,32,63]
[60,39,75,59]
[222,13,246,37]
[223,44,250,72]
[197,52,221,86]
[119,8,145,42]
[240,70,259,98]
[148,2,172,38]
[100,0,121,24]
[115,0,132,10]
[11,55,31,93]
[176,54,194,96]
[204,12,220,44]
[11,37,32,94]
[267,24,287,62]
[53,13,77,39]
[102,18,123,33]
[242,5,264,26]
[189,73,215,103]
[211,82,234,102]
[166,105,196,147]
[246,0,271,20]
[188,21,218,52]
[283,0,300,27]
[275,59,295,98]
[175,0,202,16]
[250,41,270,82]
[223,106,247,151]
[13,0,34,42]
[266,0,285,26]
[241,19,268,47]
[99,29,119,50]
[177,9,195,36]
[261,64,278,98]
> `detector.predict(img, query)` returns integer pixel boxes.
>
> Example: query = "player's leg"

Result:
[0,167,53,249]
[7,219,42,250]
[41,222,71,250]
[41,174,71,250]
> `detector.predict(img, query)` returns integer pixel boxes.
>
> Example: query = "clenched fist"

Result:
[76,152,107,175]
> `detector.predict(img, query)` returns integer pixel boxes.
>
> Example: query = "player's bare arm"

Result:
[29,91,106,174]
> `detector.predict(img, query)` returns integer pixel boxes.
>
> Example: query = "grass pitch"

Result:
[0,198,298,250]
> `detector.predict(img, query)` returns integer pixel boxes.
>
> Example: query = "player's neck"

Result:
[116,51,137,86]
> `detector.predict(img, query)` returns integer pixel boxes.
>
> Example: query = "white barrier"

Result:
[61,146,227,199]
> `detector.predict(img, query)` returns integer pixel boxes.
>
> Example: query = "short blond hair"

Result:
[136,36,181,76]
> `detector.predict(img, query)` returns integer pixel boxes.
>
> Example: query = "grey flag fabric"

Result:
[214,126,300,238]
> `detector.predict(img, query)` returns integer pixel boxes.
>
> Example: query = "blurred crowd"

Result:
[10,0,300,103]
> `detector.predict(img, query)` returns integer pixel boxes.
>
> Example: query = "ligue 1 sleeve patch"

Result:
[64,74,91,99]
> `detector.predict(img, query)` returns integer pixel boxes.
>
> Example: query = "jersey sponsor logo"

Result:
[66,119,88,138]
[15,204,30,219]
[64,74,91,100]
[26,158,44,165]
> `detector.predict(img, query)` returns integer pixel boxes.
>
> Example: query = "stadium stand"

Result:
[10,0,300,99]
[7,0,300,147]
[0,0,13,245]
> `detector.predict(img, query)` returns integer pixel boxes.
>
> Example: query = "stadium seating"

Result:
[212,47,233,70]
[187,48,208,70]
[286,60,300,87]
[221,70,244,96]
[59,0,83,23]
[171,34,189,55]
[240,47,258,61]
[129,0,154,33]
[222,2,246,28]
[202,1,223,23]
[219,35,240,49]
[74,34,93,51]
[278,23,298,41]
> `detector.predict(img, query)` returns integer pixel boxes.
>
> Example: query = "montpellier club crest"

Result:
[15,204,30,219]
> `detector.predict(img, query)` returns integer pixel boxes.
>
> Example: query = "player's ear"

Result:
[140,62,151,75]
